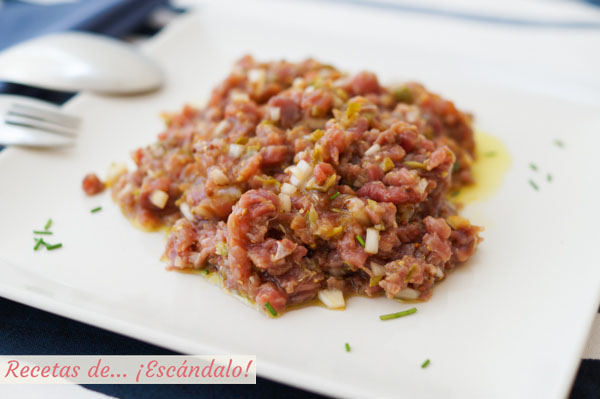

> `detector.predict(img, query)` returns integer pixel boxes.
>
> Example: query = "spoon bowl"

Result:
[0,32,164,94]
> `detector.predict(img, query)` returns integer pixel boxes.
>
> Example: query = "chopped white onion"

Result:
[364,143,380,156]
[173,256,184,268]
[436,267,444,279]
[287,165,299,177]
[371,262,386,277]
[395,288,420,300]
[149,142,165,157]
[228,144,245,158]
[188,252,202,267]
[332,77,350,88]
[281,183,297,195]
[272,240,295,261]
[195,204,214,219]
[218,186,242,198]
[209,168,229,185]
[248,68,266,83]
[147,169,160,178]
[297,160,313,178]
[214,120,231,136]
[230,92,249,102]
[318,289,345,309]
[149,189,169,209]
[304,177,316,189]
[288,160,313,187]
[405,109,420,123]
[290,175,301,187]
[417,178,428,194]
[179,203,195,222]
[116,182,135,201]
[268,107,281,122]
[278,193,291,213]
[346,198,370,225]
[305,85,315,93]
[105,162,128,187]
[292,77,305,88]
[306,174,336,192]
[365,228,380,254]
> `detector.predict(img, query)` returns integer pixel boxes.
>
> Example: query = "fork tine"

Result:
[9,103,81,128]
[0,124,75,147]
[4,115,77,137]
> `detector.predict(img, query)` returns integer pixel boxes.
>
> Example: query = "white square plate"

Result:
[1,2,600,398]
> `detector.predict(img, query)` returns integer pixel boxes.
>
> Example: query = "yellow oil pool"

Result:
[451,131,511,205]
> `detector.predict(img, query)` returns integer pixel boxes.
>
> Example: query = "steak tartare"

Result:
[106,56,482,315]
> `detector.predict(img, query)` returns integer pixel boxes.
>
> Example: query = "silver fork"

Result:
[0,95,80,147]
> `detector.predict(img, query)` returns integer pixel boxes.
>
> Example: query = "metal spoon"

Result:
[0,32,163,95]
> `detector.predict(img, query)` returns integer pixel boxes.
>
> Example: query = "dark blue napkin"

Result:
[0,0,169,103]
[0,0,168,51]
[0,297,326,399]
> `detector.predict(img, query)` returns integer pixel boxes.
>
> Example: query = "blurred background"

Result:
[1,0,599,103]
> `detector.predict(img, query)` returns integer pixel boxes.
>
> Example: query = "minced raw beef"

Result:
[104,56,482,315]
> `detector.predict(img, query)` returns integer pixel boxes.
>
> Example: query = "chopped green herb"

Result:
[369,275,383,287]
[452,162,459,173]
[45,243,62,251]
[34,238,44,251]
[451,190,460,198]
[484,151,497,157]
[421,359,430,368]
[356,235,365,247]
[215,241,229,257]
[308,206,318,224]
[44,218,52,231]
[254,175,281,189]
[310,129,324,142]
[404,264,418,283]
[330,192,340,200]
[379,307,417,321]
[33,230,53,235]
[345,101,361,119]
[554,139,565,148]
[381,157,394,172]
[528,179,539,191]
[547,173,553,182]
[404,161,426,169]
[529,163,538,171]
[264,302,278,317]
[393,86,413,103]
[91,206,102,213]
[345,342,351,352]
